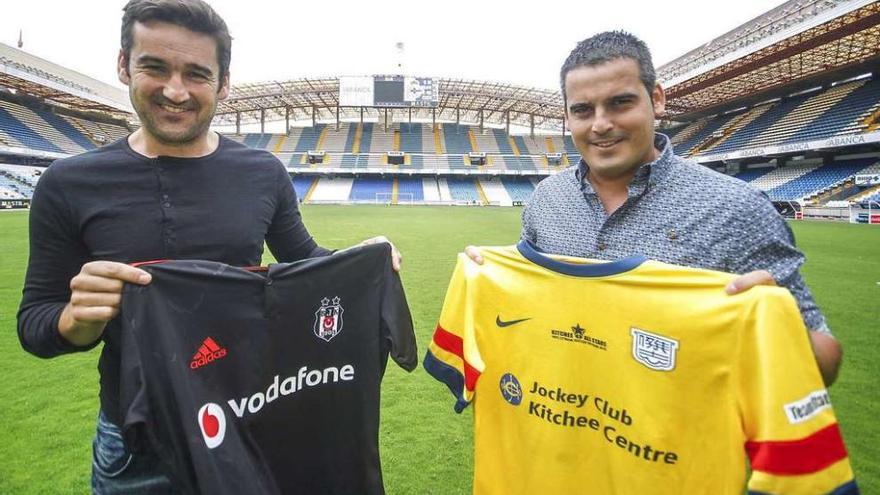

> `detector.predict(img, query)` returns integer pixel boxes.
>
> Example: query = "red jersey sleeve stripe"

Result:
[432,325,463,357]
[432,325,481,392]
[746,423,849,475]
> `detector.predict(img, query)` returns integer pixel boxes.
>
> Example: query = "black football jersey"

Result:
[119,244,417,494]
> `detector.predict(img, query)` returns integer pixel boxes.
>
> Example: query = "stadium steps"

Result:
[698,106,771,154]
[291,176,314,201]
[668,119,707,147]
[303,177,321,203]
[65,117,104,146]
[436,178,453,201]
[850,183,880,203]
[478,178,512,206]
[865,107,880,132]
[676,113,741,156]
[433,125,444,154]
[351,124,363,154]
[273,135,287,153]
[309,177,354,202]
[421,177,441,201]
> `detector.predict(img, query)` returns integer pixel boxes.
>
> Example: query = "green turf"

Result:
[1,207,877,494]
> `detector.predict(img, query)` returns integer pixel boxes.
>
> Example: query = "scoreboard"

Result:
[340,76,438,108]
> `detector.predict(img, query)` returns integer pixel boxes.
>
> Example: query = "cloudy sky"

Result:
[1,0,779,91]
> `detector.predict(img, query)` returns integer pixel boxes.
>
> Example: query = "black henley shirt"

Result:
[17,135,331,425]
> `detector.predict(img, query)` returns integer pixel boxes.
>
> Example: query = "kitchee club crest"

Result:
[631,328,679,371]
[314,297,344,342]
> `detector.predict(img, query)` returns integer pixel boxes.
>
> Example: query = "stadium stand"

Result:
[766,158,877,201]
[446,178,482,203]
[733,166,774,183]
[308,177,354,203]
[396,177,424,202]
[1,2,878,216]
[478,178,513,206]
[349,177,393,202]
[501,177,536,203]
[291,176,315,200]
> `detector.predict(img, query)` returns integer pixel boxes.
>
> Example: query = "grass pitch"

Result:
[1,206,877,494]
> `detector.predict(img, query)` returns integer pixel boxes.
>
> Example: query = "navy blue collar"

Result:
[516,240,646,277]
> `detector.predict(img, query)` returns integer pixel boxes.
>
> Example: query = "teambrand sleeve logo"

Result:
[784,390,832,424]
[197,403,227,449]
[631,328,679,371]
[314,297,344,342]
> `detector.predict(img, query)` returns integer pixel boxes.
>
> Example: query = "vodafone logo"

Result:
[197,403,227,449]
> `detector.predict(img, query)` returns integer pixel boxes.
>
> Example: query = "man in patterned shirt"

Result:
[467,31,841,385]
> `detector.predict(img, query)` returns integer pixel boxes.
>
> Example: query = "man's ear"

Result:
[218,72,230,100]
[118,50,131,86]
[652,83,666,118]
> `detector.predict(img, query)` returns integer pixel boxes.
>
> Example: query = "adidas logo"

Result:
[190,337,228,370]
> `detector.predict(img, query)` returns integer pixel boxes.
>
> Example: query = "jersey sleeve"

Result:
[381,247,417,372]
[423,253,484,413]
[738,289,858,495]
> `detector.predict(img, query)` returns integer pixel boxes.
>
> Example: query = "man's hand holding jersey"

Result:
[59,261,152,347]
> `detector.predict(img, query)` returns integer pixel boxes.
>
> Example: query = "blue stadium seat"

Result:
[396,177,424,201]
[291,177,314,200]
[349,177,392,201]
[399,123,422,153]
[783,78,880,144]
[446,178,480,201]
[767,158,875,201]
[500,178,535,202]
[442,124,472,154]
[0,107,64,153]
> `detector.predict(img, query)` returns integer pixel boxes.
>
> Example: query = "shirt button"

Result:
[597,242,606,251]
[162,194,169,200]
[163,202,171,208]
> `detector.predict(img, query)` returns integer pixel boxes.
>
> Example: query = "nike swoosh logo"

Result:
[496,316,531,328]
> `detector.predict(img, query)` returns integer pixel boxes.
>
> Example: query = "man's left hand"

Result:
[724,269,775,295]
[723,269,841,386]
[358,236,402,272]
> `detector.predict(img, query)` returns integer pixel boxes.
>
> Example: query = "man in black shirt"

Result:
[17,1,400,492]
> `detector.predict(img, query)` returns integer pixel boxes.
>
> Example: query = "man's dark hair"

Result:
[121,0,232,85]
[560,31,656,102]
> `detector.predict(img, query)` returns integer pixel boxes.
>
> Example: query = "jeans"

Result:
[91,411,176,494]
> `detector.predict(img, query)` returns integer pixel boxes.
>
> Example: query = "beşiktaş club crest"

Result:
[631,328,679,371]
[314,297,344,342]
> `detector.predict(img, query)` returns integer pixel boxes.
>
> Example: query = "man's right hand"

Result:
[464,246,484,265]
[58,261,152,347]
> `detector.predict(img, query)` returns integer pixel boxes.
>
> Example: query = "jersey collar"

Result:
[516,240,646,277]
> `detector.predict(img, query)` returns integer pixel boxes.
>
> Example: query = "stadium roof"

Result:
[659,0,880,120]
[218,0,879,130]
[215,78,565,132]
[0,41,132,119]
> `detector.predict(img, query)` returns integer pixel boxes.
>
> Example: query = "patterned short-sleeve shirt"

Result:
[522,133,829,333]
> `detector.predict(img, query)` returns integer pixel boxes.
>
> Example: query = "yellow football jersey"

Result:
[424,241,857,495]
